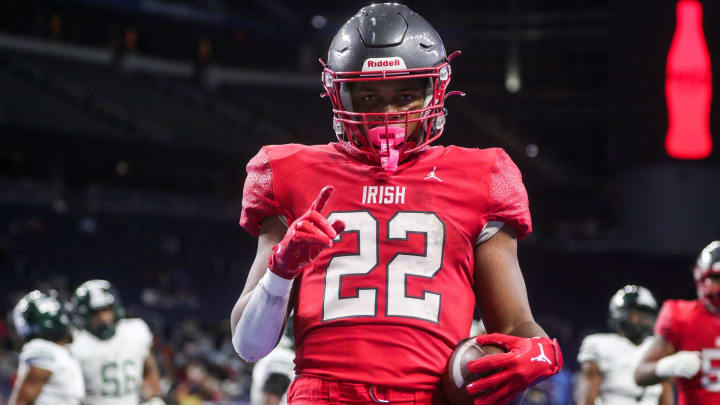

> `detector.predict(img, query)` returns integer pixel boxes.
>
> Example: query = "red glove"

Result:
[268,186,345,279]
[466,333,563,405]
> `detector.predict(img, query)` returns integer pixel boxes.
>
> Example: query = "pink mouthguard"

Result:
[367,126,406,172]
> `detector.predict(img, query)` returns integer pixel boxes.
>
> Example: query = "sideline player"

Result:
[230,3,563,405]
[576,285,672,405]
[635,241,720,404]
[10,290,85,405]
[69,279,165,405]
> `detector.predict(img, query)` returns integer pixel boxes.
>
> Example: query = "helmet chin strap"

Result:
[367,126,405,171]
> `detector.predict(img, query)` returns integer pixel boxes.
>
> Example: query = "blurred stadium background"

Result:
[0,0,718,403]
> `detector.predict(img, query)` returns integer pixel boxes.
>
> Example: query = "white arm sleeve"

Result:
[232,270,293,363]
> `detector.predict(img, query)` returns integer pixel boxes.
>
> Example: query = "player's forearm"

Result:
[230,292,252,333]
[576,382,600,405]
[231,271,292,362]
[9,368,50,405]
[142,378,161,399]
[578,363,602,405]
[582,395,598,405]
[504,319,548,338]
[659,381,674,405]
[634,361,664,386]
[7,391,31,405]
[9,383,41,405]
[142,354,162,398]
[7,389,29,405]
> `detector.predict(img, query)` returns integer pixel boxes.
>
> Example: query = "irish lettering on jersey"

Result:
[361,186,406,205]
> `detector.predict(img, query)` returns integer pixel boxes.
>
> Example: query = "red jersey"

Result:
[655,299,720,405]
[240,143,532,390]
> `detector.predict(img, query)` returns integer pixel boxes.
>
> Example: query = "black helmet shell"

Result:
[608,285,658,344]
[327,3,446,73]
[13,290,71,341]
[71,279,125,340]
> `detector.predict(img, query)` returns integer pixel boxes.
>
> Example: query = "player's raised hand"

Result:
[655,351,701,379]
[268,186,346,279]
[465,333,563,405]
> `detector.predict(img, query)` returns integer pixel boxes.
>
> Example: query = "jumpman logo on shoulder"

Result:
[424,167,443,182]
[530,343,552,364]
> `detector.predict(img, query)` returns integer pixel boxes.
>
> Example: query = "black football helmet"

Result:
[13,290,72,342]
[71,279,125,340]
[694,241,720,312]
[321,3,463,171]
[608,285,658,344]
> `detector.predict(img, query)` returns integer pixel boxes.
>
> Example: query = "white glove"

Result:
[140,398,166,405]
[655,351,701,379]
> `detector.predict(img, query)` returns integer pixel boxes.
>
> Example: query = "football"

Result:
[441,337,506,405]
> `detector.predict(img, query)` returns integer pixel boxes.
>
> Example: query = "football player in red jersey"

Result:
[635,241,720,405]
[229,4,562,405]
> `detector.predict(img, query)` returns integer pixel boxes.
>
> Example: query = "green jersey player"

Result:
[10,290,85,405]
[70,279,164,405]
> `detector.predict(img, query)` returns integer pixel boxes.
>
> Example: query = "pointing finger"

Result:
[310,185,335,213]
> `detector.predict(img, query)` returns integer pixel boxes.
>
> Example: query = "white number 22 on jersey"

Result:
[322,211,445,323]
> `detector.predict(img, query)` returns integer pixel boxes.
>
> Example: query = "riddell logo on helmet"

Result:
[362,57,408,72]
[367,60,400,67]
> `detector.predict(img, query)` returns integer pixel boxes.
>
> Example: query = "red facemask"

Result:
[320,52,463,172]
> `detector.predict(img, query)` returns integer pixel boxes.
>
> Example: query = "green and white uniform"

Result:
[578,333,663,405]
[18,338,85,405]
[70,318,153,405]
